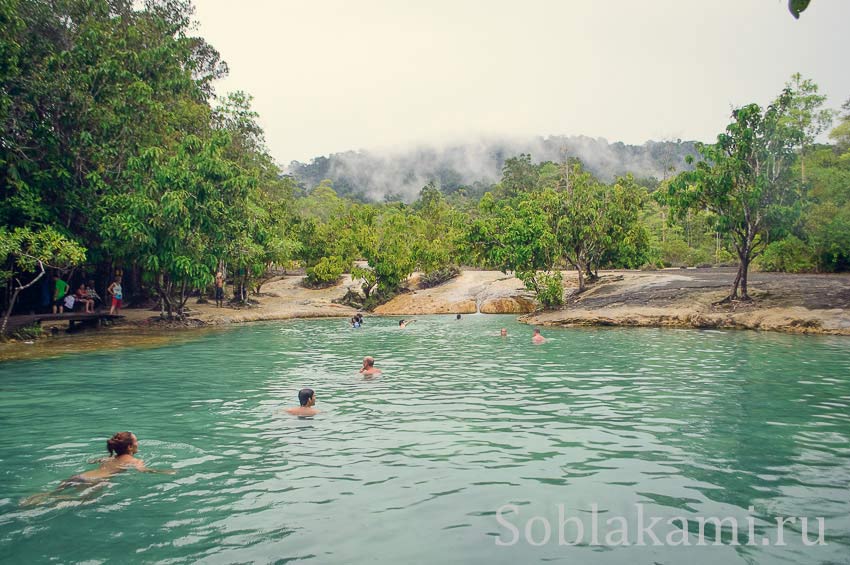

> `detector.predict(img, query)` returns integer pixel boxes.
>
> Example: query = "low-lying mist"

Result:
[287,135,698,201]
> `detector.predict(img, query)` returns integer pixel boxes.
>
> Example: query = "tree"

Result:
[662,91,801,301]
[495,154,539,198]
[1,226,86,336]
[411,181,466,276]
[801,145,850,271]
[357,206,418,298]
[828,98,850,152]
[779,73,832,183]
[100,133,256,318]
[467,187,564,306]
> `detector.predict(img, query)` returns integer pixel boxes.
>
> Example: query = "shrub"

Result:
[659,238,690,267]
[12,324,44,341]
[756,236,817,273]
[305,256,348,288]
[517,270,564,308]
[419,265,461,289]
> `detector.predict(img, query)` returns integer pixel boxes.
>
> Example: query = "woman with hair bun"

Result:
[21,431,173,506]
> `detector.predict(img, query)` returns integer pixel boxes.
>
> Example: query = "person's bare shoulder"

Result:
[286,407,319,416]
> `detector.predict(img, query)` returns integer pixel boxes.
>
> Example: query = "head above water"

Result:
[500,328,507,336]
[363,356,375,368]
[533,328,541,335]
[107,431,138,456]
[298,388,316,407]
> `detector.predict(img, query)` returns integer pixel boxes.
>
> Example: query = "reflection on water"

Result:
[0,316,849,564]
[0,326,222,362]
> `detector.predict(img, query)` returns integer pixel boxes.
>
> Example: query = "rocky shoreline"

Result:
[3,268,849,362]
[520,269,850,335]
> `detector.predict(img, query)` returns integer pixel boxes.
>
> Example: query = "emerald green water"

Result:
[1,316,849,564]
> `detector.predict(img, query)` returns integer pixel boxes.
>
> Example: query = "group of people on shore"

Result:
[48,274,123,315]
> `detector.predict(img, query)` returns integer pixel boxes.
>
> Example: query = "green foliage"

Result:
[12,323,43,341]
[517,270,563,308]
[756,236,816,273]
[829,98,850,153]
[0,226,86,285]
[360,207,418,295]
[351,264,378,298]
[419,265,461,289]
[468,161,649,300]
[305,255,348,287]
[662,83,805,299]
[788,0,811,19]
[802,145,850,271]
[1,225,85,334]
[495,154,539,198]
[411,181,468,274]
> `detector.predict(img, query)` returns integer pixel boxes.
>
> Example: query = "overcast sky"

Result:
[193,0,850,164]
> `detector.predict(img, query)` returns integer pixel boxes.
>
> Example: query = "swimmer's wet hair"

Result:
[298,388,315,406]
[107,431,135,456]
[398,320,404,326]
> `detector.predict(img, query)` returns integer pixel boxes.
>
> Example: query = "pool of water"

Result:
[1,315,849,563]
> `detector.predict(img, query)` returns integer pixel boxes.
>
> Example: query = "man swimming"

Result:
[286,388,319,416]
[500,328,508,337]
[532,327,546,344]
[399,319,416,328]
[360,356,382,375]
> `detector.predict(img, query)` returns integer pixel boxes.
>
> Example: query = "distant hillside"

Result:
[287,136,698,202]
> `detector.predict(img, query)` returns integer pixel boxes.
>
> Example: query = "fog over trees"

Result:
[288,136,698,202]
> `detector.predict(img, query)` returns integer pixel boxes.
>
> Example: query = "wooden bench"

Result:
[4,312,125,335]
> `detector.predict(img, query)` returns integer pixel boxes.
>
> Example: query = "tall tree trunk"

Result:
[156,274,174,319]
[1,287,23,337]
[728,265,742,301]
[1,262,45,337]
[576,265,585,293]
[739,255,751,301]
[178,280,187,318]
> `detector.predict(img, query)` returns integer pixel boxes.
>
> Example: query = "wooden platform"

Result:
[3,311,125,334]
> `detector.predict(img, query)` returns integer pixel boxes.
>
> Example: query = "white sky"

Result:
[193,0,850,164]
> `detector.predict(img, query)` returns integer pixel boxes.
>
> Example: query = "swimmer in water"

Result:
[360,356,382,375]
[500,328,508,337]
[286,388,319,416]
[399,319,416,328]
[532,327,546,344]
[21,431,173,506]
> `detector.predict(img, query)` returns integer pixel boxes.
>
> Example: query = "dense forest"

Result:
[2,0,849,333]
[287,137,699,203]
